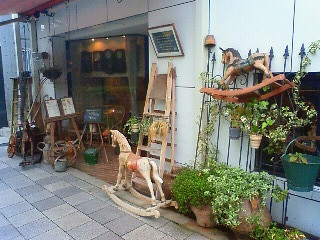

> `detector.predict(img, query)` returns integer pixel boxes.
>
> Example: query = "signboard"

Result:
[148,24,184,58]
[84,108,102,123]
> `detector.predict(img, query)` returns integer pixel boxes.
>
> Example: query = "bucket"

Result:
[229,127,241,140]
[281,138,320,192]
[83,148,99,165]
[55,157,68,172]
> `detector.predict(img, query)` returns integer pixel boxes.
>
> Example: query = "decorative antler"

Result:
[219,47,225,52]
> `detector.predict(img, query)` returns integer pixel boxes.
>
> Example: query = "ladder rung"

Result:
[152,140,176,147]
[137,146,161,155]
[144,113,169,118]
[149,154,172,163]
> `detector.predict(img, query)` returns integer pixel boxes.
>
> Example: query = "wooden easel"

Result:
[44,113,84,150]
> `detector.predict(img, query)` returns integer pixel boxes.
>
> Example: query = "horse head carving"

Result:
[219,47,273,87]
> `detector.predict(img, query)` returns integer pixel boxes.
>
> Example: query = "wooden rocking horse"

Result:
[102,130,177,218]
[200,47,295,103]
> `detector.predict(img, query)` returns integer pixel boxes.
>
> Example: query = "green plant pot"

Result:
[282,154,320,192]
[83,148,99,165]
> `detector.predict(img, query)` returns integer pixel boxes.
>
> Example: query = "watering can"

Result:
[54,156,68,172]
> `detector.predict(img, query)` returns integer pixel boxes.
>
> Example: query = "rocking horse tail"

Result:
[149,161,163,184]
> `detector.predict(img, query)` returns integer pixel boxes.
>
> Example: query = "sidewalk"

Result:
[0,145,229,240]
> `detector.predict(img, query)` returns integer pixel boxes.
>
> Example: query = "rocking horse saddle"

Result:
[126,152,140,172]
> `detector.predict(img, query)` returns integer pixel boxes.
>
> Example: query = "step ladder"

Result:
[10,77,32,135]
[132,62,176,190]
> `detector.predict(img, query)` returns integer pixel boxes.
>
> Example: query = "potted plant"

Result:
[173,160,287,232]
[240,99,275,149]
[172,168,215,227]
[281,137,320,192]
[40,66,62,80]
[223,103,245,139]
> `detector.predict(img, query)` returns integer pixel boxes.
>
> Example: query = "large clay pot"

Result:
[232,197,271,236]
[250,134,263,149]
[190,205,214,228]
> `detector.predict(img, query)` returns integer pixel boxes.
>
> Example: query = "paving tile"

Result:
[0,201,34,218]
[0,213,10,228]
[85,177,106,188]
[15,184,45,197]
[43,181,72,192]
[2,174,30,184]
[0,162,8,169]
[68,220,108,240]
[24,189,54,203]
[43,203,78,221]
[68,168,92,180]
[93,231,123,240]
[32,196,65,211]
[139,216,170,229]
[37,163,56,173]
[122,224,166,240]
[29,227,72,240]
[0,181,9,191]
[21,168,52,181]
[8,208,44,228]
[18,217,57,239]
[0,224,21,240]
[52,171,72,178]
[185,233,210,240]
[0,189,25,209]
[59,174,79,183]
[158,222,193,240]
[75,198,107,215]
[0,167,16,175]
[3,175,35,190]
[54,211,91,231]
[63,192,95,206]
[35,175,60,186]
[52,185,82,198]
[0,169,21,180]
[160,235,175,240]
[104,214,144,236]
[89,205,126,225]
[11,236,25,240]
[71,179,93,190]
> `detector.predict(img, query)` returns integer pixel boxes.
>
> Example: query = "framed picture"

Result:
[60,97,75,115]
[148,24,184,58]
[45,99,61,118]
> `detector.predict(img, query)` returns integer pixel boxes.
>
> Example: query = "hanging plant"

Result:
[40,66,62,80]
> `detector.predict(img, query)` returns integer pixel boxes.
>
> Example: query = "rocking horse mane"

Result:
[110,130,131,152]
[224,48,242,59]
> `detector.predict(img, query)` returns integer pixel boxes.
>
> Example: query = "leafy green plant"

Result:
[240,99,275,135]
[289,153,308,164]
[251,223,306,240]
[173,160,287,227]
[123,116,151,135]
[223,103,245,128]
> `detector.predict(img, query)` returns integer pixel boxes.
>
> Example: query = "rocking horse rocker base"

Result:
[102,130,178,218]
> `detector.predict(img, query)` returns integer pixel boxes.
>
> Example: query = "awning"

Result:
[0,0,66,16]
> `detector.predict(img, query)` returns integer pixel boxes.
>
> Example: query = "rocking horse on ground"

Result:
[102,130,177,218]
[200,47,295,103]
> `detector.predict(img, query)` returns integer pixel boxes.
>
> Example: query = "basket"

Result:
[281,138,320,192]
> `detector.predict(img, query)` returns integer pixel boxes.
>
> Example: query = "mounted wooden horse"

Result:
[220,47,273,87]
[102,130,177,218]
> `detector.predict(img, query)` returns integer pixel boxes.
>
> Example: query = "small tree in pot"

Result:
[223,103,246,140]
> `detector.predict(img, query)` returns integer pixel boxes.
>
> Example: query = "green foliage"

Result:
[240,99,275,135]
[222,103,245,128]
[173,160,287,227]
[123,116,151,135]
[172,168,212,214]
[289,153,308,164]
[251,223,306,240]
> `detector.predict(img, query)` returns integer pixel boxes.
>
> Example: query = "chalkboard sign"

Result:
[84,108,102,123]
[148,24,184,58]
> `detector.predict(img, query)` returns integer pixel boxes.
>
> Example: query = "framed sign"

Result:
[45,99,60,118]
[60,97,75,115]
[148,24,184,58]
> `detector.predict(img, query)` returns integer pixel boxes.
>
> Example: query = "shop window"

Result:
[256,72,320,186]
[67,35,148,131]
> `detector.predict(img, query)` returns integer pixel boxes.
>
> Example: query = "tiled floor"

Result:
[0,147,208,240]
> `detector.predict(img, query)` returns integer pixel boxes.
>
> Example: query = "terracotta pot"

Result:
[232,197,271,236]
[190,205,214,228]
[162,172,175,199]
[250,134,262,149]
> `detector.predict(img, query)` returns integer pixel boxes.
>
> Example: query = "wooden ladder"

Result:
[132,62,176,190]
